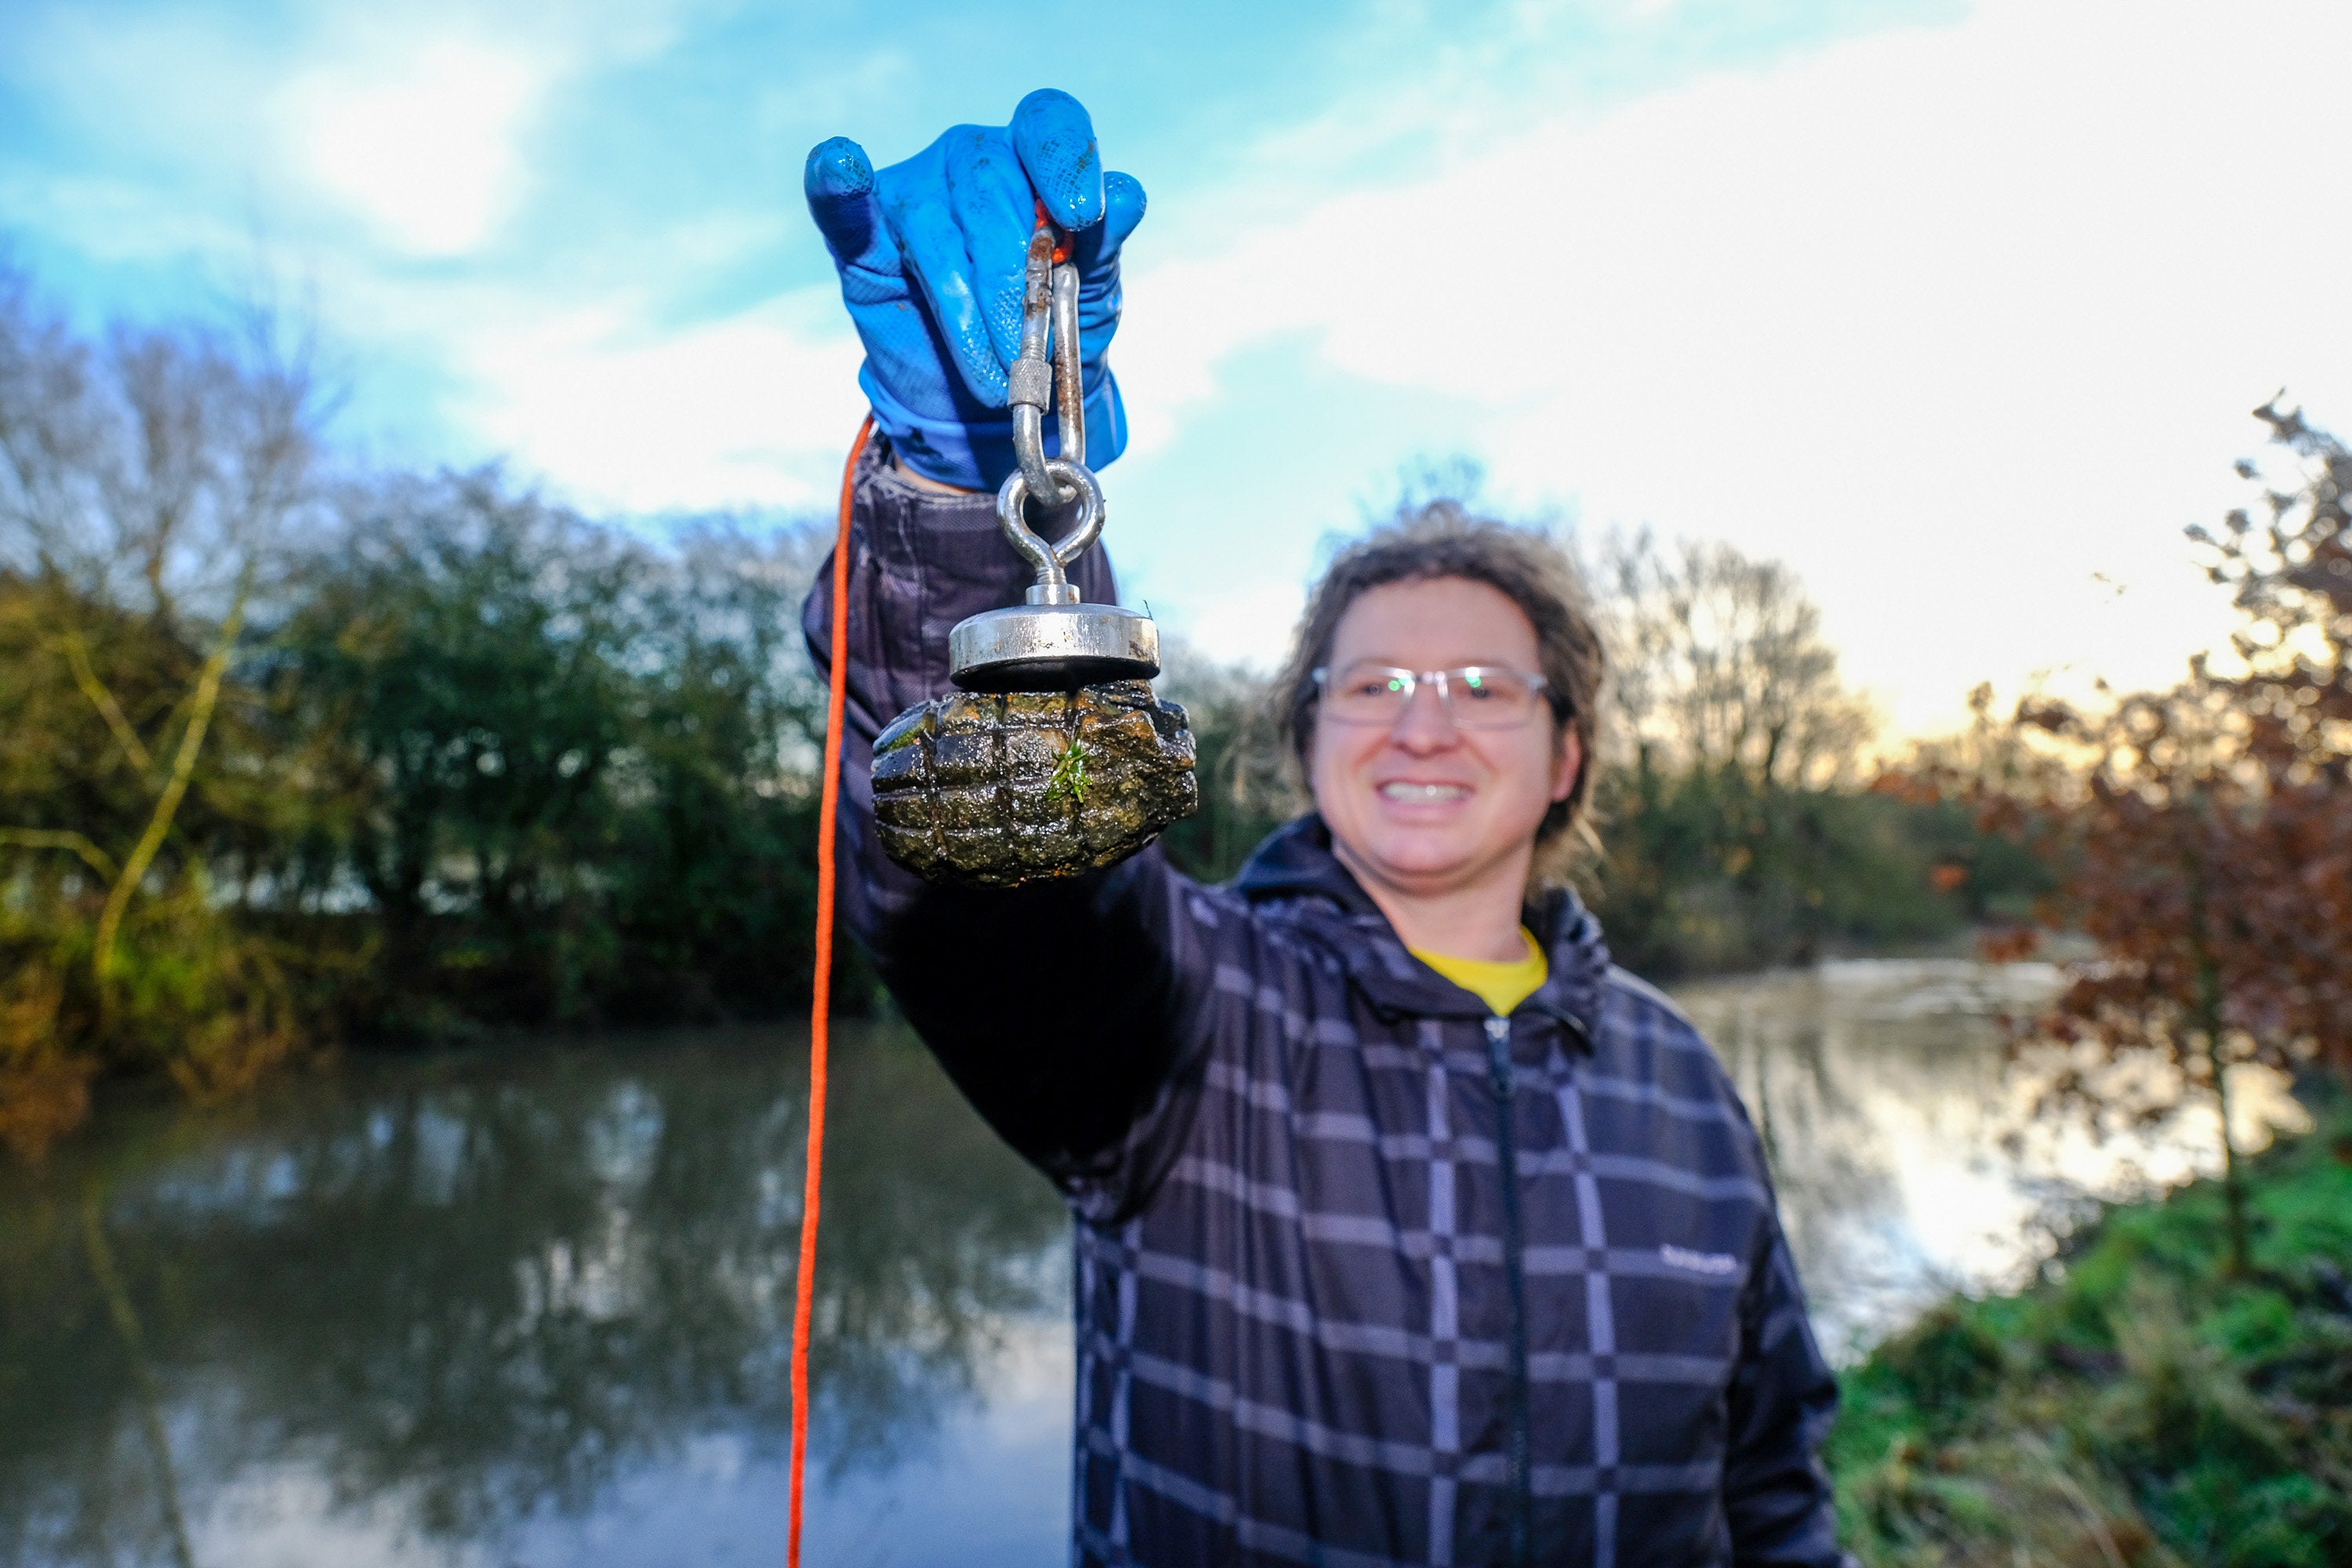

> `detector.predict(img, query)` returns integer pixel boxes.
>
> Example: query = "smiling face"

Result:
[1308,575,1582,909]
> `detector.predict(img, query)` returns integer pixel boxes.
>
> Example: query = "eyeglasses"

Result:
[1310,662,1552,731]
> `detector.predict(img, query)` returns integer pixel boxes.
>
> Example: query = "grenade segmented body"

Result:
[871,681,1199,886]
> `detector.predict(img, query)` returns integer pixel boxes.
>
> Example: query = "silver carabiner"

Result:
[1005,227,1065,506]
[1005,226,1089,505]
[1050,258,1084,474]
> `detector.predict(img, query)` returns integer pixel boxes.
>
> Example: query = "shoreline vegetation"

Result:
[1831,1083,2352,1567]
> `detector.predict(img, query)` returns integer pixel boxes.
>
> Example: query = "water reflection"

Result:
[0,962,2310,1565]
[1679,959,2302,1354]
[0,1023,1070,1568]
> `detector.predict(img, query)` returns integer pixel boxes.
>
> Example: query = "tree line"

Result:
[0,276,856,1156]
[0,274,2027,1157]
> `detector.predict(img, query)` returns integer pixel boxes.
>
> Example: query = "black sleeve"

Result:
[800,441,1218,1213]
[1722,1215,1855,1568]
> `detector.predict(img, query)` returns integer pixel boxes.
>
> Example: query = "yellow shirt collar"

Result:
[1409,927,1548,1018]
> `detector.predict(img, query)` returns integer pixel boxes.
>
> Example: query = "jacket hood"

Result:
[1233,815,1612,1040]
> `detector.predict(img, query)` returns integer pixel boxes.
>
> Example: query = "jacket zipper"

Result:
[1484,1014,1533,1567]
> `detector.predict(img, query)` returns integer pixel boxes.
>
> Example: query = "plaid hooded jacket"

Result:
[804,447,1849,1567]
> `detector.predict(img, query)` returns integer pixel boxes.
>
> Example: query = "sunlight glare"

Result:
[281,40,545,256]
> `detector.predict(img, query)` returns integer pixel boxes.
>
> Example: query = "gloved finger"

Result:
[886,177,1006,405]
[1070,169,1146,285]
[804,136,896,276]
[945,126,1038,375]
[1011,89,1104,232]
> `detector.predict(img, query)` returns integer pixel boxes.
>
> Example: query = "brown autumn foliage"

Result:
[2002,685,2305,1271]
[2190,398,2352,1083]
[1912,400,2352,1272]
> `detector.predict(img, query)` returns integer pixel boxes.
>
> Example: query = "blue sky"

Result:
[6,0,2350,732]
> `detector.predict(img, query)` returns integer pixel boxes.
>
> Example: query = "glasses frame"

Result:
[1308,663,1555,731]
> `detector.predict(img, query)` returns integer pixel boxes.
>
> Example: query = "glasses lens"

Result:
[1445,666,1543,728]
[1324,663,1414,721]
[1321,664,1544,728]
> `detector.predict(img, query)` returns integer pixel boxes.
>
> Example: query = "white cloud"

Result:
[452,284,868,513]
[1112,0,2352,731]
[4,0,710,260]
[1171,579,1309,671]
[277,39,550,256]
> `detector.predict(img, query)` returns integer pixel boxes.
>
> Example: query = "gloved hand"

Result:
[804,89,1146,492]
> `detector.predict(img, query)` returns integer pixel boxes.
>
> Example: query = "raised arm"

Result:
[799,96,1214,1215]
[800,448,1214,1211]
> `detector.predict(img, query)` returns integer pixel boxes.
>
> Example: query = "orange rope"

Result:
[789,411,873,1567]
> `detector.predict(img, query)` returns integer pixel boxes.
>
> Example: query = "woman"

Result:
[802,89,1847,1568]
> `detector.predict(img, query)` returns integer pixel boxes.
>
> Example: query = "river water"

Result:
[0,959,2305,1567]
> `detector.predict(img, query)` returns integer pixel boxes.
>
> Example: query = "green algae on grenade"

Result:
[872,681,1199,886]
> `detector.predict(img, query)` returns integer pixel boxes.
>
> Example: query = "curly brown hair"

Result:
[1272,502,1606,885]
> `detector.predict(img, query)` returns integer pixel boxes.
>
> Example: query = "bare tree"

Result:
[1598,531,1875,789]
[0,265,326,1139]
[0,269,321,620]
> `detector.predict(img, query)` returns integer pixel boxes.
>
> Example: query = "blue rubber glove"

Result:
[804,89,1146,492]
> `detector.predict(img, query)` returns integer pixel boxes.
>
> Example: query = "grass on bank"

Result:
[1828,1087,2352,1568]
